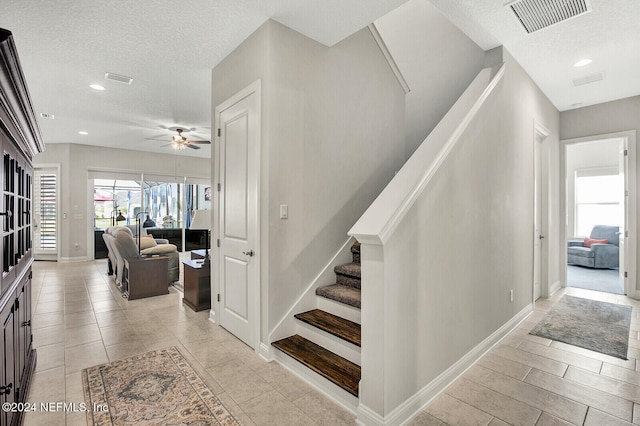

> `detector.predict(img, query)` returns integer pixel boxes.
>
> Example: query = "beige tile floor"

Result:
[410,287,640,426]
[24,259,355,426]
[23,259,640,426]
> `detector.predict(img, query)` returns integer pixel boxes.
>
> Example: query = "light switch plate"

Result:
[280,204,288,219]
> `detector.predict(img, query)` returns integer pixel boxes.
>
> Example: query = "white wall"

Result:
[565,140,620,238]
[212,20,407,344]
[374,0,485,157]
[560,95,640,293]
[356,47,560,418]
[33,143,210,260]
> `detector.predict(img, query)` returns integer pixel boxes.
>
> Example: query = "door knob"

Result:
[242,249,254,257]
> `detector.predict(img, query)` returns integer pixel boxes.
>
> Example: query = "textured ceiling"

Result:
[428,0,640,111]
[1,0,638,159]
[0,0,406,157]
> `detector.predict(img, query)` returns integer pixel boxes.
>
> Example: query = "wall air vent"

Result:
[104,72,133,85]
[39,113,54,119]
[572,71,604,87]
[507,0,592,33]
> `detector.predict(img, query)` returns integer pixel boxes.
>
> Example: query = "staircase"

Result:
[272,241,362,398]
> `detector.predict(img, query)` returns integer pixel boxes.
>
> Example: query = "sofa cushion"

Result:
[567,246,595,258]
[584,237,608,248]
[590,225,619,246]
[139,236,157,250]
[141,244,178,255]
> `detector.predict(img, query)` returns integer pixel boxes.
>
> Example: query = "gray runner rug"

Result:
[529,295,632,360]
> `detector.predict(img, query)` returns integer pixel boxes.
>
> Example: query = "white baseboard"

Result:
[258,342,273,362]
[356,303,534,426]
[59,256,90,263]
[208,310,217,324]
[548,280,562,297]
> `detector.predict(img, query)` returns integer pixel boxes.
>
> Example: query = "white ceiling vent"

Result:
[104,72,133,85]
[39,113,54,119]
[507,0,592,33]
[572,71,604,87]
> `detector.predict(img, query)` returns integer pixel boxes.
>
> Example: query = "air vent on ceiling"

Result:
[507,0,592,33]
[572,71,604,87]
[39,113,54,119]
[104,72,133,85]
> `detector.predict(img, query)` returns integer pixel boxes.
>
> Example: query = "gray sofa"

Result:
[102,226,180,290]
[567,225,620,269]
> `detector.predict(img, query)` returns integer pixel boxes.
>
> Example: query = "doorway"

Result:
[33,165,59,261]
[533,123,549,301]
[561,131,637,296]
[214,80,261,349]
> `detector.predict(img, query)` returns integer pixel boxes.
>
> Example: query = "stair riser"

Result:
[317,297,361,324]
[316,287,361,309]
[336,274,361,289]
[296,323,361,366]
[273,351,359,413]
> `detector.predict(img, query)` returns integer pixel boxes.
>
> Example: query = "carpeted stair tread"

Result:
[295,309,361,347]
[316,284,361,309]
[334,262,361,279]
[272,334,360,396]
[351,242,360,263]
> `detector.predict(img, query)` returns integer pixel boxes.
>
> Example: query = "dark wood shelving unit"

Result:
[0,28,45,426]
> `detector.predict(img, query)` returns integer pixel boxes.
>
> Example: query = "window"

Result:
[93,179,141,230]
[574,168,621,237]
[34,170,57,253]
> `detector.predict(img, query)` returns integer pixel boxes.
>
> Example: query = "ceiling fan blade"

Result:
[187,140,210,144]
[186,144,201,150]
[145,137,170,142]
[160,143,173,147]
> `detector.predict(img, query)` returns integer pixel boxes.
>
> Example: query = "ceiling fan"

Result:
[145,127,211,150]
[165,128,210,150]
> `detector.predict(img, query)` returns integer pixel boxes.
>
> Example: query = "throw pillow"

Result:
[139,237,158,250]
[584,237,608,248]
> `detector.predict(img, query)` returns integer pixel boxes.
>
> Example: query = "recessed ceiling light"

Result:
[573,59,592,67]
[90,84,106,91]
[78,131,88,135]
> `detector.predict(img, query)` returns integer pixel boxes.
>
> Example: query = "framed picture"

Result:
[204,186,211,201]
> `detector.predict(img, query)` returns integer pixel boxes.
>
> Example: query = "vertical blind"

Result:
[34,172,57,251]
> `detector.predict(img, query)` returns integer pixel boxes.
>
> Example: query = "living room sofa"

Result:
[567,225,620,269]
[102,226,180,290]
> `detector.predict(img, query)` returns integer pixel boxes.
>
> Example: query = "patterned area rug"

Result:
[82,347,241,425]
[530,295,632,360]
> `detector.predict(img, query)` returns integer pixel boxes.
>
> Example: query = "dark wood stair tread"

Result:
[272,334,360,396]
[294,309,361,347]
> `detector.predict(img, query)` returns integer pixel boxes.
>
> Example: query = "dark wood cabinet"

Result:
[182,260,211,312]
[0,28,44,426]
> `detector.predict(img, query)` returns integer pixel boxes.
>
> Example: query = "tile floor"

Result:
[24,259,355,426]
[23,259,640,426]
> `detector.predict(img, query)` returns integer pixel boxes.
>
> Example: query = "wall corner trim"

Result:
[367,23,410,94]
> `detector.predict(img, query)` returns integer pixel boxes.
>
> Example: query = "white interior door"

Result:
[619,139,628,291]
[216,81,260,348]
[533,136,542,300]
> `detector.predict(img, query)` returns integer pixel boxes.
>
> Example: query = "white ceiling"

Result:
[429,0,640,111]
[0,0,406,157]
[1,0,638,158]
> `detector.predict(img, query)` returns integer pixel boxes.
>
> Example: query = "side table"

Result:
[123,256,169,300]
[182,259,211,311]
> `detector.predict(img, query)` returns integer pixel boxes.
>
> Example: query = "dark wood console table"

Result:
[182,260,211,311]
[123,256,169,300]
